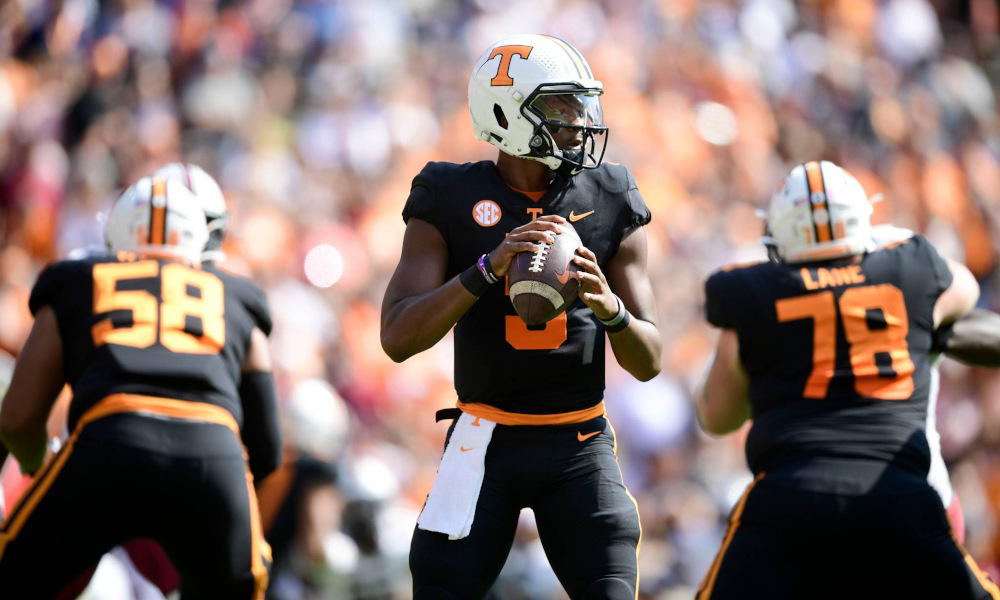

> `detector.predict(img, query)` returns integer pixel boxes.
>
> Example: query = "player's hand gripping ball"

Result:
[508,221,582,326]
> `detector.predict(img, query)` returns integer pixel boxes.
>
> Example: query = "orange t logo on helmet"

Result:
[488,45,533,86]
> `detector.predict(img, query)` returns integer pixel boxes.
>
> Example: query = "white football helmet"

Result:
[153,163,229,262]
[468,34,607,176]
[287,379,350,462]
[763,161,875,263]
[105,176,209,264]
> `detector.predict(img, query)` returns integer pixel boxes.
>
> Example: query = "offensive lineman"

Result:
[0,176,278,598]
[696,161,997,599]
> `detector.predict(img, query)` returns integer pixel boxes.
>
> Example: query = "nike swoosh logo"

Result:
[577,431,600,442]
[568,210,594,222]
[555,256,575,284]
[460,446,475,452]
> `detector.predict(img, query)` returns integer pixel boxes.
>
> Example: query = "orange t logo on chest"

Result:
[489,45,533,86]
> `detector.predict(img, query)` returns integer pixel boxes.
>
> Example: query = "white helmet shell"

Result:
[105,176,209,264]
[287,379,350,462]
[153,163,227,220]
[764,161,874,263]
[154,163,229,260]
[468,34,607,176]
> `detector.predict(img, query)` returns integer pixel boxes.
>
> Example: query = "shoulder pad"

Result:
[413,161,484,190]
[590,163,634,194]
[204,266,273,335]
[29,259,95,316]
[723,260,769,272]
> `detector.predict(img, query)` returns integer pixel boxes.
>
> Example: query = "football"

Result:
[508,221,582,326]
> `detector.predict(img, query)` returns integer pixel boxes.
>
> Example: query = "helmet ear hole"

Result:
[493,104,509,130]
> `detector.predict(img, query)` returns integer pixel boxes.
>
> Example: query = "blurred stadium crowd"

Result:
[0,0,998,598]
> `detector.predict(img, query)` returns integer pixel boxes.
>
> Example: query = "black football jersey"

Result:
[402,161,651,414]
[29,255,272,430]
[704,236,953,487]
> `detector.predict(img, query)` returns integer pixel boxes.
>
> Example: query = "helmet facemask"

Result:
[153,163,230,264]
[523,85,608,177]
[204,220,228,252]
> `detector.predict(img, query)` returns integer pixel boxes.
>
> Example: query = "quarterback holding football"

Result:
[381,33,662,599]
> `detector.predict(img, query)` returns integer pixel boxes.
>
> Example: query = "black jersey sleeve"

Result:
[241,280,273,336]
[207,266,273,336]
[597,164,651,239]
[623,168,652,236]
[910,235,953,297]
[704,269,738,329]
[29,261,73,316]
[28,260,92,321]
[402,162,447,238]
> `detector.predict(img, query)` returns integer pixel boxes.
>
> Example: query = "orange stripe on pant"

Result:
[0,439,76,558]
[0,394,270,597]
[607,419,642,600]
[952,530,1000,599]
[244,467,270,600]
[696,472,765,600]
[456,400,606,426]
[0,436,68,534]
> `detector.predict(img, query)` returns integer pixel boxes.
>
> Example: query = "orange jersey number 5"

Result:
[503,275,568,350]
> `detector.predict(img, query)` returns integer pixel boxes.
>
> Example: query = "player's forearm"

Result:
[608,318,662,381]
[696,330,751,436]
[380,277,479,362]
[0,426,47,476]
[696,386,748,436]
[942,309,1000,367]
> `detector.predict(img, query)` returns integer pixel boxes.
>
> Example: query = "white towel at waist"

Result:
[416,412,497,540]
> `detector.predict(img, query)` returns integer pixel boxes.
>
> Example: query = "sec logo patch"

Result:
[473,200,502,227]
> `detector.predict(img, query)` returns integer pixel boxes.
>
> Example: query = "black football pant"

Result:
[0,408,270,599]
[410,415,641,599]
[697,473,1000,600]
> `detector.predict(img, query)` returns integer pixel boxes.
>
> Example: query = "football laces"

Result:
[528,242,550,273]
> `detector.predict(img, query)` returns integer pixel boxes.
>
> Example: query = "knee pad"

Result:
[413,586,465,600]
[582,578,635,600]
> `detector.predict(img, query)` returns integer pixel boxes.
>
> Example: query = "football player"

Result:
[381,34,662,599]
[150,163,280,485]
[696,161,997,599]
[0,176,280,598]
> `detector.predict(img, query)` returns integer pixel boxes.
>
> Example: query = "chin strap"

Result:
[554,148,586,177]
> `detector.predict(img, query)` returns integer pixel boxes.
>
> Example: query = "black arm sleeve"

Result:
[240,371,282,483]
[704,270,736,329]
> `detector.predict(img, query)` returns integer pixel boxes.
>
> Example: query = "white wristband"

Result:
[598,295,627,327]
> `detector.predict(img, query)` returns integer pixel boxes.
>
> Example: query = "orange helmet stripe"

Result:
[804,161,834,243]
[150,178,167,245]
